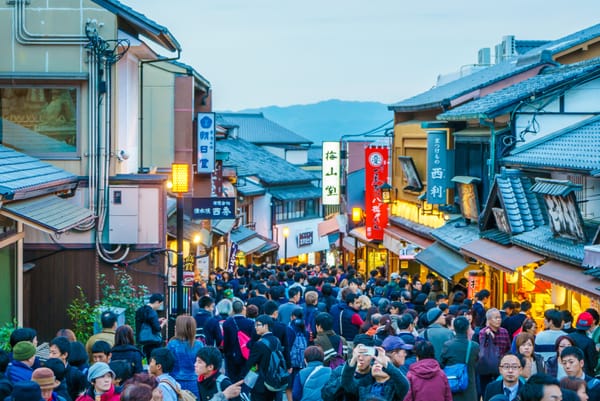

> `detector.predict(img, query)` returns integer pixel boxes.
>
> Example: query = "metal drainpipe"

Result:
[480,118,496,184]
[138,50,181,172]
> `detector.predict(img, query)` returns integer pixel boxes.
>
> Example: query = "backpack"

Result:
[232,317,251,359]
[442,340,471,393]
[321,365,344,401]
[196,324,207,345]
[215,373,226,392]
[323,335,345,369]
[260,337,290,392]
[159,379,196,401]
[290,327,308,369]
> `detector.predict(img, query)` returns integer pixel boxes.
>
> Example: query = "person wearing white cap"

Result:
[76,362,120,401]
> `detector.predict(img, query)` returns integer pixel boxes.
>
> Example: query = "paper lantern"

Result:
[551,284,566,306]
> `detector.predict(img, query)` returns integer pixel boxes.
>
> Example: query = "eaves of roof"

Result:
[439,58,600,121]
[388,54,552,112]
[512,225,588,265]
[501,115,600,172]
[429,219,480,252]
[167,60,211,89]
[92,0,181,52]
[217,112,313,145]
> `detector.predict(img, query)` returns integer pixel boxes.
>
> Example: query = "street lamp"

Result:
[379,182,393,204]
[171,163,189,317]
[282,226,289,263]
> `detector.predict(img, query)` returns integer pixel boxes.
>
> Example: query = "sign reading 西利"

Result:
[426,130,450,205]
[191,197,235,219]
[296,231,314,247]
[364,146,389,241]
[197,112,216,173]
[322,142,340,205]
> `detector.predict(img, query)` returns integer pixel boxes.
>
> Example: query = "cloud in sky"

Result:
[123,0,599,110]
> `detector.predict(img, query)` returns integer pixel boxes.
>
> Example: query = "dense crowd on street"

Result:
[2,263,600,401]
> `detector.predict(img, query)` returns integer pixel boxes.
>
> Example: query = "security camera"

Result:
[117,149,130,161]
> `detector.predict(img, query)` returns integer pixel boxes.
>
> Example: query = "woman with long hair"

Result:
[166,315,203,398]
[545,335,576,379]
[110,325,144,374]
[515,332,545,378]
[560,376,589,401]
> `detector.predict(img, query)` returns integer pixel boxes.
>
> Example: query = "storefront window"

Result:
[0,86,78,156]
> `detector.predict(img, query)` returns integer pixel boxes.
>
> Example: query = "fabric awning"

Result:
[460,238,545,273]
[384,225,434,249]
[342,235,364,253]
[212,219,235,236]
[256,239,279,256]
[318,217,340,237]
[1,195,95,234]
[415,242,469,280]
[237,236,267,254]
[349,226,382,246]
[534,260,600,300]
[269,184,321,201]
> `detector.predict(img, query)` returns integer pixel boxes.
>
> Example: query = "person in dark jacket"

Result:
[6,341,36,384]
[568,311,598,377]
[245,315,284,401]
[0,350,13,400]
[263,301,293,369]
[195,347,242,401]
[483,353,525,401]
[440,316,480,401]
[223,299,256,383]
[135,293,167,362]
[44,358,72,401]
[49,337,87,401]
[544,335,575,379]
[335,294,364,343]
[110,325,144,374]
[195,296,224,347]
[404,341,451,401]
[340,343,409,401]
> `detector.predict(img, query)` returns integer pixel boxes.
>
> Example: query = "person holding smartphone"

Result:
[340,344,409,401]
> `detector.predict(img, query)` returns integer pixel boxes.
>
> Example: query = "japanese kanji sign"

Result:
[364,146,389,241]
[197,112,215,174]
[322,141,341,205]
[426,130,449,205]
[191,197,236,219]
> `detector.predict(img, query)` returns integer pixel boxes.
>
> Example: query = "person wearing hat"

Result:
[567,311,598,377]
[31,367,65,401]
[43,358,70,401]
[382,336,413,374]
[422,307,454,362]
[6,341,37,383]
[5,380,45,401]
[76,362,120,401]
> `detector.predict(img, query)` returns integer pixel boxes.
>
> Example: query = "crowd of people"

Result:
[1,263,600,401]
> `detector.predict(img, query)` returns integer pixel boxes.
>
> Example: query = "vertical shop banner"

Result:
[322,141,341,205]
[228,242,238,273]
[197,112,216,173]
[364,146,389,241]
[426,130,450,205]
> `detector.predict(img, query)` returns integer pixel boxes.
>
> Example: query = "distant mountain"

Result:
[238,99,392,144]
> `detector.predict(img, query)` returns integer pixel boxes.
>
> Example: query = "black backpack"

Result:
[260,336,289,392]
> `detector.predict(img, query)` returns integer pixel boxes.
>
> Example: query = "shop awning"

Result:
[342,235,364,253]
[1,195,95,234]
[256,239,279,256]
[384,225,434,249]
[166,217,211,247]
[415,242,469,280]
[318,214,347,237]
[212,219,235,236]
[349,226,382,246]
[534,260,600,300]
[237,236,267,254]
[269,184,321,201]
[460,239,545,273]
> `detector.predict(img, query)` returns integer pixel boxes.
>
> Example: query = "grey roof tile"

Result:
[513,225,593,265]
[0,145,78,199]
[502,115,600,172]
[216,137,315,186]
[439,58,600,120]
[430,219,480,252]
[392,23,600,113]
[217,113,312,145]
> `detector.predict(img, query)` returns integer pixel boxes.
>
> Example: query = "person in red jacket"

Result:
[404,340,452,401]
[76,362,121,401]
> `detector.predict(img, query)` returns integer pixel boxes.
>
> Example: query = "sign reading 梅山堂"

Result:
[322,141,340,205]
[192,197,236,219]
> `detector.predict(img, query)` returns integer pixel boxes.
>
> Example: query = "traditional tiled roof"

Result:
[390,23,600,112]
[438,58,600,120]
[513,225,595,265]
[429,218,480,252]
[480,168,546,236]
[0,145,78,200]
[501,115,600,172]
[531,178,582,196]
[217,113,312,145]
[92,0,181,51]
[388,55,551,112]
[216,137,315,186]
[515,40,551,54]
